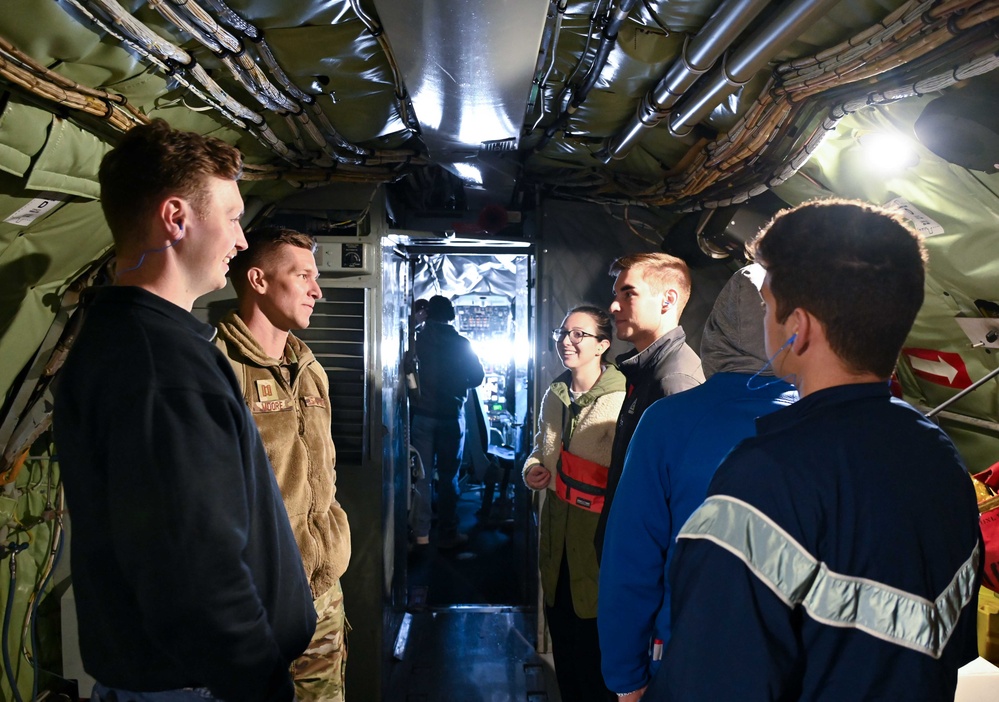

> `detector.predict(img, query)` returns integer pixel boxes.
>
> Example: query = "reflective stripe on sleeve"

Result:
[677,495,980,659]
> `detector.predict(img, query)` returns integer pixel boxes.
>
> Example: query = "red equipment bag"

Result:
[975,463,999,592]
[555,448,608,513]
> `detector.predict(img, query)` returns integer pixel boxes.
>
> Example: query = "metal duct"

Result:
[372,0,550,162]
[527,0,570,132]
[603,0,772,160]
[668,0,842,138]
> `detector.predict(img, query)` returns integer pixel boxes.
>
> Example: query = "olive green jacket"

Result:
[523,365,625,618]
[216,312,351,599]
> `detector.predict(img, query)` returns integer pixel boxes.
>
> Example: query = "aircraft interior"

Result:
[2,0,999,700]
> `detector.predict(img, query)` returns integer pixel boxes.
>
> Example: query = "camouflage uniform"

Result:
[292,579,349,701]
[216,314,353,700]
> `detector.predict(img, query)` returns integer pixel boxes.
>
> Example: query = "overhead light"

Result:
[451,162,483,185]
[859,132,919,172]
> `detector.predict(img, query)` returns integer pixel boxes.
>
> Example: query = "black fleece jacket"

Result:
[54,286,315,701]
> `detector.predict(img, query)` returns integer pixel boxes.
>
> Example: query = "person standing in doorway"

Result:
[217,226,352,701]
[404,298,429,401]
[411,295,484,549]
[594,253,704,558]
[54,119,315,702]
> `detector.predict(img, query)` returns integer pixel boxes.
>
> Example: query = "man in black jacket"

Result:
[411,295,485,549]
[595,253,704,559]
[54,120,315,702]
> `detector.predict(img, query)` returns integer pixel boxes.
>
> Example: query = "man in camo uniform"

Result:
[217,225,351,700]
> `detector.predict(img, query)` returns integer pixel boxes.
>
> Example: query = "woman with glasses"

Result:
[523,305,625,702]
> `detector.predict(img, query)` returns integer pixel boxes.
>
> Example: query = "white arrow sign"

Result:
[907,353,958,383]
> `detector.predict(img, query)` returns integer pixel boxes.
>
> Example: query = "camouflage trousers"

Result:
[291,578,349,701]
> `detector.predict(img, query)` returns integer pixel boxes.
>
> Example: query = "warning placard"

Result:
[901,348,972,389]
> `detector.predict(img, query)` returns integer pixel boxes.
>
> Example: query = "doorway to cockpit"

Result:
[379,239,552,699]
[401,246,535,609]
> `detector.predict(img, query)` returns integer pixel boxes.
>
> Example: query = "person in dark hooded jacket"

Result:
[597,264,796,701]
[411,295,484,548]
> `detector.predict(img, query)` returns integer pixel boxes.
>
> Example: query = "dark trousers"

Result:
[411,413,464,538]
[545,554,615,702]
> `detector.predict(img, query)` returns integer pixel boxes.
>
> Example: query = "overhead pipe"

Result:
[564,0,611,94]
[603,0,771,161]
[193,0,369,155]
[533,0,639,153]
[348,0,422,134]
[575,0,640,102]
[667,0,843,138]
[527,0,569,131]
[81,0,374,163]
[536,0,571,96]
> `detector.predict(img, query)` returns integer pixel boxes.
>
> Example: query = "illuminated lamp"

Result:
[858,132,919,172]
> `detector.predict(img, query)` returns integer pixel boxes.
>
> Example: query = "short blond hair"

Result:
[609,252,692,313]
[229,226,316,296]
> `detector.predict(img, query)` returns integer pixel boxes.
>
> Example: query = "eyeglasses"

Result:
[552,328,601,343]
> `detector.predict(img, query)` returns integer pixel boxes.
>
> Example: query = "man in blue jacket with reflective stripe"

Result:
[648,199,982,701]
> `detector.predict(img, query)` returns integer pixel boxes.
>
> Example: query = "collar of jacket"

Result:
[94,285,217,341]
[756,381,892,435]
[550,365,626,407]
[615,325,687,380]
[216,310,314,369]
[423,319,455,331]
[419,319,461,343]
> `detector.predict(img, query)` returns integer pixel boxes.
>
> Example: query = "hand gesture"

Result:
[524,463,551,490]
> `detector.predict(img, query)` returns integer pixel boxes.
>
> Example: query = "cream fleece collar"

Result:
[216,310,315,370]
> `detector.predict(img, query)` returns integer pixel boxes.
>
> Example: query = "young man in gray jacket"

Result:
[595,252,704,558]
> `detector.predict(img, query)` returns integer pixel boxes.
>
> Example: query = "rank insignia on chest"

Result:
[256,378,279,402]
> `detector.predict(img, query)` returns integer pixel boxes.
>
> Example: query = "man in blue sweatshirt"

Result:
[598,264,796,700]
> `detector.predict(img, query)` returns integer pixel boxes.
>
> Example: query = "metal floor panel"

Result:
[405,484,530,607]
[385,608,558,702]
